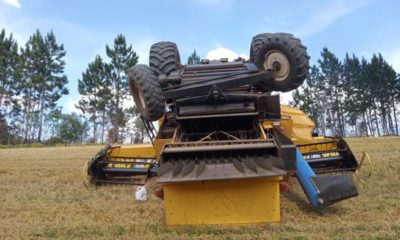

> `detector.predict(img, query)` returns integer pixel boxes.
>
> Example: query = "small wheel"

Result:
[149,41,181,76]
[250,33,310,92]
[128,64,165,121]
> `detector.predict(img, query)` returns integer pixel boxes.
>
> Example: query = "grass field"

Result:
[1,137,400,240]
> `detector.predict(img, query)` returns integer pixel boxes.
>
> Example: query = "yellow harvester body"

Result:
[90,105,350,225]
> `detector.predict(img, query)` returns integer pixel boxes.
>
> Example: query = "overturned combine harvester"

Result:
[84,33,359,225]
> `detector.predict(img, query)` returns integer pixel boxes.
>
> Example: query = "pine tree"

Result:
[366,54,397,135]
[187,50,201,65]
[318,48,346,136]
[76,55,112,143]
[291,65,322,129]
[343,54,364,136]
[394,73,400,135]
[0,29,20,118]
[292,47,400,137]
[106,34,138,143]
[20,30,68,142]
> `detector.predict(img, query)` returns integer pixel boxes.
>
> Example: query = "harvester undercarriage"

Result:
[85,32,360,225]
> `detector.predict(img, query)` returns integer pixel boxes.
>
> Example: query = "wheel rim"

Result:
[263,50,290,82]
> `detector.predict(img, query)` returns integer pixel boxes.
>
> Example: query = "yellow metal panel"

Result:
[110,144,156,158]
[280,105,316,128]
[280,105,315,141]
[154,138,172,159]
[297,140,338,154]
[106,144,157,169]
[163,177,282,225]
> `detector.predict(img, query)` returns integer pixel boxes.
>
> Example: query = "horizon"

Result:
[1,0,400,113]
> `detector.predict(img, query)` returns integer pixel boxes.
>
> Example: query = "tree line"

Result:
[0,28,148,145]
[1,27,399,145]
[292,47,400,137]
[0,28,69,144]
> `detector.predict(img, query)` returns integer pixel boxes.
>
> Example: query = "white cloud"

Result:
[386,47,400,73]
[206,47,247,61]
[279,91,293,105]
[65,97,79,113]
[122,97,134,110]
[1,0,21,8]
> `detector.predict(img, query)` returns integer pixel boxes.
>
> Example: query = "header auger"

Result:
[85,33,359,225]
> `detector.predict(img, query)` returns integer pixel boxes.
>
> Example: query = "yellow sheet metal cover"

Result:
[163,177,281,225]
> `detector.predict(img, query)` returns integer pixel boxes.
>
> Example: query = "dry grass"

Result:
[0,138,400,240]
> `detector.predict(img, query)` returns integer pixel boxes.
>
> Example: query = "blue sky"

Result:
[1,0,400,112]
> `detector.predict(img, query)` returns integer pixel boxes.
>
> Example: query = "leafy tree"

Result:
[367,54,398,135]
[318,47,346,136]
[342,54,366,136]
[291,65,325,133]
[20,29,68,142]
[106,34,138,143]
[0,29,20,123]
[57,113,89,144]
[76,55,112,143]
[0,118,9,144]
[187,49,200,65]
[293,48,400,137]
[44,108,63,139]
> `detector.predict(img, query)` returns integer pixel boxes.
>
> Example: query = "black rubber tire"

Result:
[149,41,181,76]
[250,33,309,92]
[128,64,165,121]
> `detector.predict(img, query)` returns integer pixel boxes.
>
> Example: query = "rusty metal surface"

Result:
[158,160,286,183]
[163,141,276,153]
[176,112,258,120]
[178,102,256,116]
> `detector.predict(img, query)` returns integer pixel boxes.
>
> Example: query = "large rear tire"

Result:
[128,64,165,121]
[250,33,309,92]
[149,41,181,76]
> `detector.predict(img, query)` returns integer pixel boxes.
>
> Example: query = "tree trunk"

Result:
[362,112,368,136]
[92,112,97,144]
[320,103,326,136]
[23,109,29,142]
[101,111,105,144]
[393,100,399,135]
[337,97,345,136]
[354,120,358,137]
[367,108,375,136]
[114,69,121,143]
[23,87,32,143]
[372,101,381,136]
[37,91,45,142]
[387,107,394,135]
[380,107,387,135]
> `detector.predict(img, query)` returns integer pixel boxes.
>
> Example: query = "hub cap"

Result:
[263,50,290,81]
